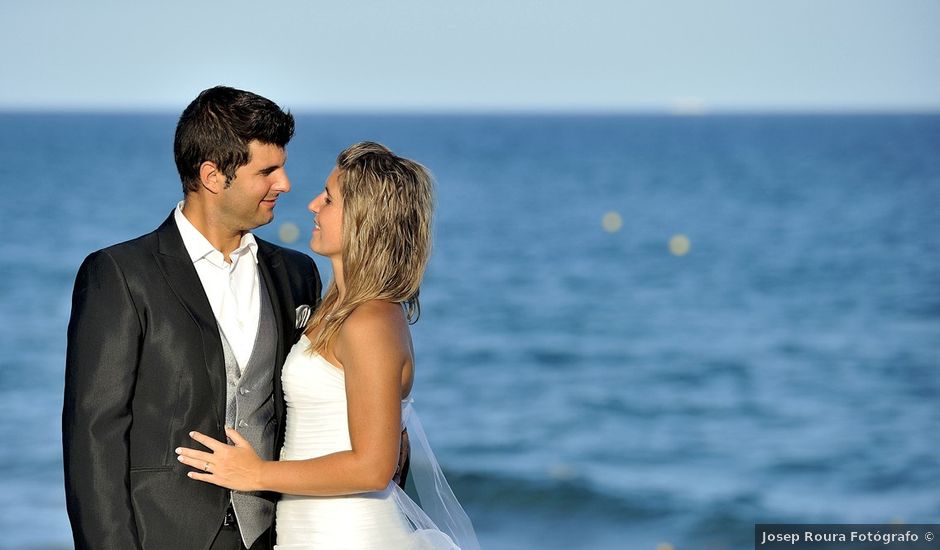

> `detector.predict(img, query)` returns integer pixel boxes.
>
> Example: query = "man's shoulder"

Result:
[256,237,317,274]
[84,213,176,265]
[85,229,160,265]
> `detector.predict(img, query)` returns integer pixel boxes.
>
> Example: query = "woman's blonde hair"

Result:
[306,141,434,353]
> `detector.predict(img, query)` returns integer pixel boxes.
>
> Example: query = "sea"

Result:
[0,112,938,550]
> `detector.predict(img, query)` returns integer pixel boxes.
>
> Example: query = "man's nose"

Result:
[275,172,291,193]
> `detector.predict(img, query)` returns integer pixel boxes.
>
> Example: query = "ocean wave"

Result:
[439,470,683,520]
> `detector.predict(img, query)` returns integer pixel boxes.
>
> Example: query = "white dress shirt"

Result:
[174,202,260,371]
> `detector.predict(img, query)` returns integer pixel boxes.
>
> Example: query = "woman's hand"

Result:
[176,428,265,492]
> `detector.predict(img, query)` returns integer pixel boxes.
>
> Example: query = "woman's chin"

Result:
[308,241,332,258]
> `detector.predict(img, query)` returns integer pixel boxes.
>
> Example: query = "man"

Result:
[63,86,321,550]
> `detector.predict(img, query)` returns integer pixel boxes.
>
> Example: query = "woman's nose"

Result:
[308,194,322,213]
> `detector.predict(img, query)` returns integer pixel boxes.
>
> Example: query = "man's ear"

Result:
[199,161,224,194]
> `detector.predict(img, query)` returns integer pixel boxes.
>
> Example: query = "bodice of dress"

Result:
[279,335,360,461]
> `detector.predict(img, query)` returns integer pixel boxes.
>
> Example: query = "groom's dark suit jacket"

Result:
[63,212,321,550]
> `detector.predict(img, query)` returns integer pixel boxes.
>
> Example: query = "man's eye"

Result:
[325,197,332,205]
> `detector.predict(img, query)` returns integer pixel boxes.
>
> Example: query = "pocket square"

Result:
[295,304,312,329]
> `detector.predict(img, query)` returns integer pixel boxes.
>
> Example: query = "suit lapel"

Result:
[153,213,227,427]
[256,241,292,425]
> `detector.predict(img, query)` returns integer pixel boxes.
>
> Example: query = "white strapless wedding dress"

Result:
[274,335,479,550]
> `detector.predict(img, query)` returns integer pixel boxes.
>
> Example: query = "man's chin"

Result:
[253,212,275,229]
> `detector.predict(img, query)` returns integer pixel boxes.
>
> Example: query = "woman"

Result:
[177,142,479,549]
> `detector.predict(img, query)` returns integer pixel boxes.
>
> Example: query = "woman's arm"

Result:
[177,301,409,496]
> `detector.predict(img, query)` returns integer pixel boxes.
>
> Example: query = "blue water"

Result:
[1,113,938,549]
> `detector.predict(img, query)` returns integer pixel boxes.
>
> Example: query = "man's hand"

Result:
[392,428,410,489]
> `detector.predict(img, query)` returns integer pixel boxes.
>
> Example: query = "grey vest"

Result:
[220,275,277,548]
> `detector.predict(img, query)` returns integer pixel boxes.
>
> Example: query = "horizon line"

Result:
[1,105,939,116]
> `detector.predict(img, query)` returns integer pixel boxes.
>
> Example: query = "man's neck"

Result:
[181,198,245,262]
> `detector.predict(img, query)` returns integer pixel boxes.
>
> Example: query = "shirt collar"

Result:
[174,201,258,267]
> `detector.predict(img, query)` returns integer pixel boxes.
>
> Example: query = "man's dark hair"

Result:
[174,85,295,193]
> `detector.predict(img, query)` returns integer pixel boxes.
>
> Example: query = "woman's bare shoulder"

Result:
[343,300,407,332]
[336,301,410,364]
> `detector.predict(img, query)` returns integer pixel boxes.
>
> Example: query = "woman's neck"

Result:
[330,257,346,301]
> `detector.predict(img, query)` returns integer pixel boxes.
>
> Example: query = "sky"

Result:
[1,0,938,112]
